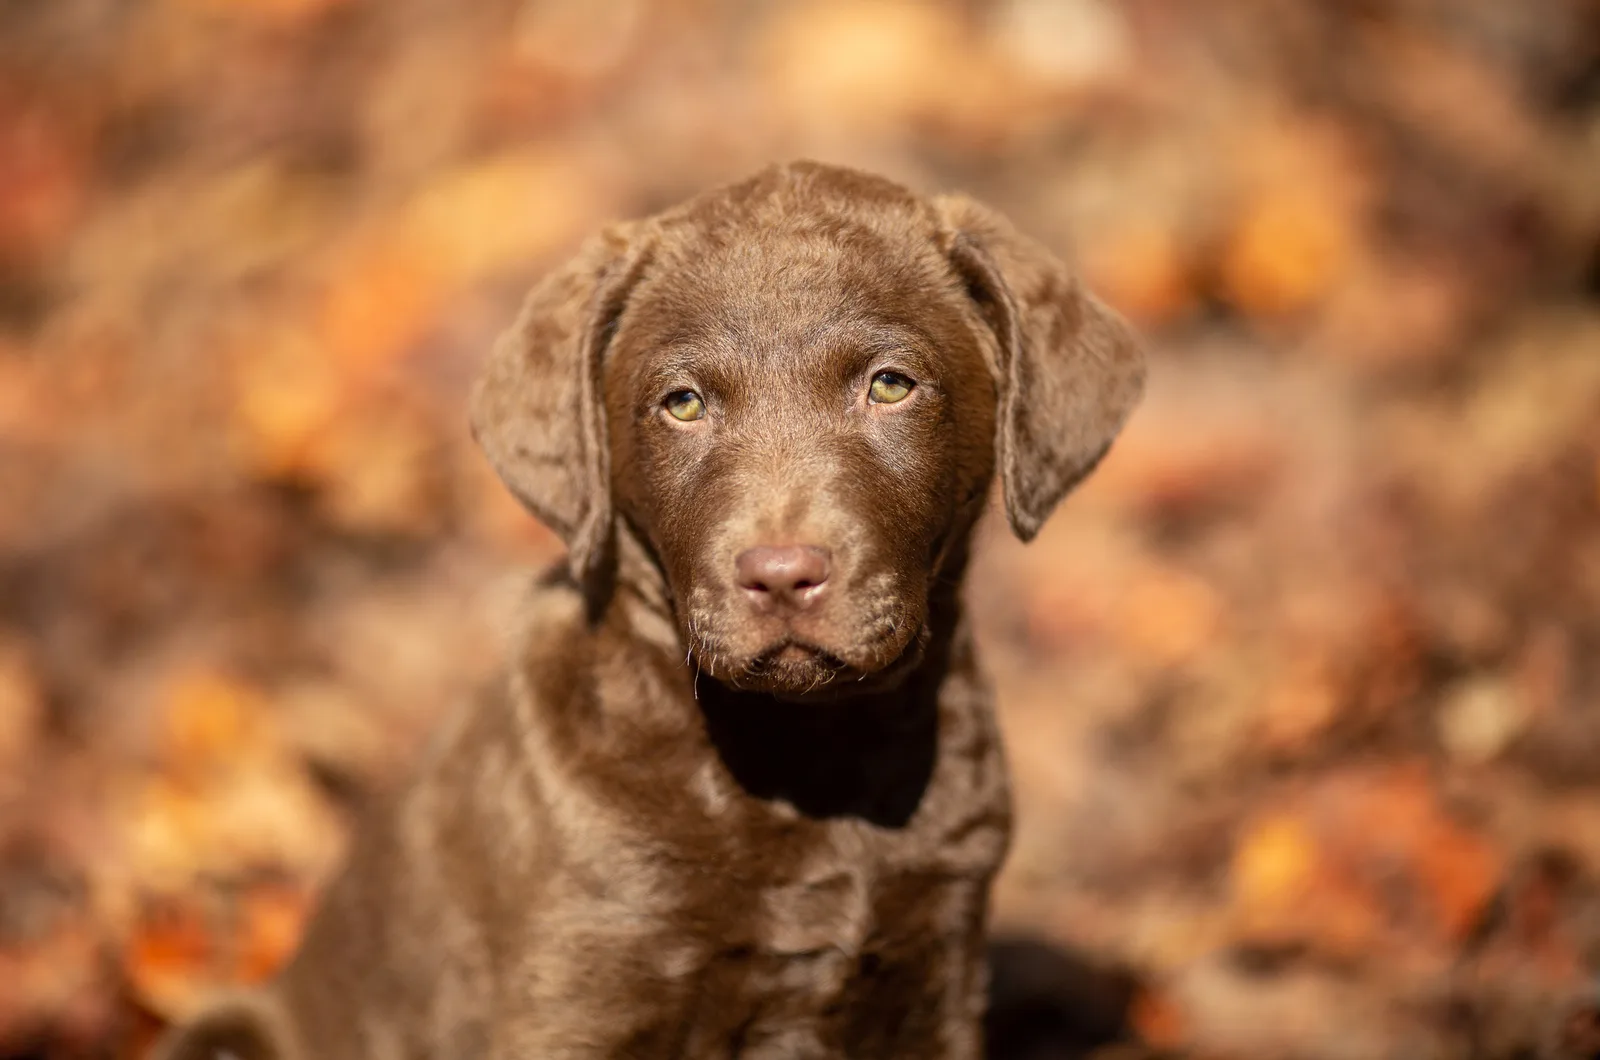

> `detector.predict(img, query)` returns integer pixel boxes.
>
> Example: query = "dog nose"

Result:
[735,545,831,611]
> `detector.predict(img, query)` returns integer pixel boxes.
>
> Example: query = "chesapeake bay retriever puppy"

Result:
[158,161,1143,1060]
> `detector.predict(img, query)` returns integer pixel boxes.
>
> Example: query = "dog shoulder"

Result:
[485,563,594,668]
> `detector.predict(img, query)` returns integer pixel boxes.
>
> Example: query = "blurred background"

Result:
[1,0,1598,1057]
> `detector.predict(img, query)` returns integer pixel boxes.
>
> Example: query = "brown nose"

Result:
[735,545,831,611]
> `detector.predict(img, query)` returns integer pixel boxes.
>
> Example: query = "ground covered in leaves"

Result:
[1,1,1598,1057]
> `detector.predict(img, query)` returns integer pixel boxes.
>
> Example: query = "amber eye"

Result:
[868,371,914,404]
[664,390,705,421]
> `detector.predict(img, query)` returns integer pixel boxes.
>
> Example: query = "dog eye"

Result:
[868,371,914,404]
[664,390,706,421]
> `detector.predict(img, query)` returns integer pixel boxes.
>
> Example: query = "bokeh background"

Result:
[2,1,1599,1057]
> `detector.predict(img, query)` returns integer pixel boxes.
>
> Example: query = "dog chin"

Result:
[705,633,925,699]
[717,641,842,696]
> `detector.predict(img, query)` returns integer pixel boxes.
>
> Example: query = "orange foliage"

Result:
[2,0,1595,1056]
[1129,983,1189,1050]
[0,94,85,260]
[1219,188,1355,319]
[1231,765,1502,960]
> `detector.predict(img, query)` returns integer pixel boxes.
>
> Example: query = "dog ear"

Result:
[935,195,1145,542]
[471,224,651,583]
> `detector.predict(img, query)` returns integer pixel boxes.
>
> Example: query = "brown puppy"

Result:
[156,161,1143,1060]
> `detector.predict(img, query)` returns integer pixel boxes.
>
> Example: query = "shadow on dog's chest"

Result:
[696,682,940,828]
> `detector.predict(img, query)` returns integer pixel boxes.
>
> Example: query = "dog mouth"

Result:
[709,636,843,695]
[679,581,928,698]
[687,626,926,699]
[752,637,847,674]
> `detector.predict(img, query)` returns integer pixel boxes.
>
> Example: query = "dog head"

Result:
[472,162,1143,696]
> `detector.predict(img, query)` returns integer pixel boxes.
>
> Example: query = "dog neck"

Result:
[690,607,962,830]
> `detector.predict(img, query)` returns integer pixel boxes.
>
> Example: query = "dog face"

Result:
[602,190,997,694]
[471,163,1144,697]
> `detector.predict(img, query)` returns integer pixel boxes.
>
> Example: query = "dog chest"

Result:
[514,855,988,1058]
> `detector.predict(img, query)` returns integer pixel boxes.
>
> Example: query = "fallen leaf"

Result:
[0,857,109,1049]
[233,879,312,983]
[1232,766,1504,960]
[0,93,86,259]
[1436,677,1524,765]
[229,323,345,480]
[989,0,1133,93]
[308,397,440,536]
[0,640,44,785]
[758,0,973,132]
[1116,566,1225,667]
[120,669,343,892]
[316,241,445,377]
[1079,220,1196,328]
[1129,983,1188,1049]
[157,670,276,778]
[1220,186,1355,319]
[1216,112,1367,321]
[400,150,604,289]
[121,896,214,1021]
[506,0,644,83]
[1257,649,1343,754]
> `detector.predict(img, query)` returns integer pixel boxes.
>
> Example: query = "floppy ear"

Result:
[470,224,651,582]
[935,195,1145,542]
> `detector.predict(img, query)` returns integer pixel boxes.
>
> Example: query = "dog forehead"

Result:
[615,275,957,400]
[659,213,938,302]
[619,223,959,372]
[666,160,933,237]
